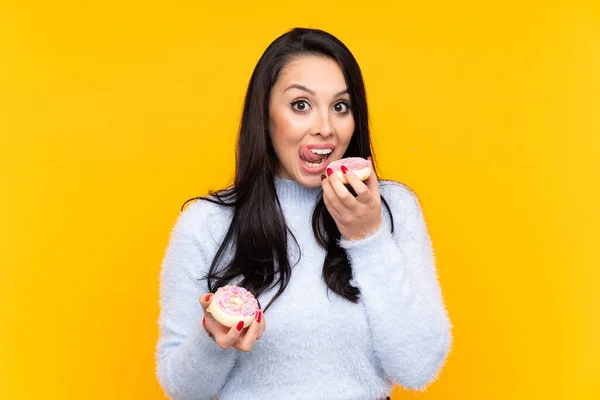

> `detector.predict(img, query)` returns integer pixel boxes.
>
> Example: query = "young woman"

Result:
[156,27,452,400]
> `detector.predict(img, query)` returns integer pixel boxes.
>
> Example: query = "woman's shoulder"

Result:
[378,179,427,230]
[181,195,233,218]
[378,179,420,208]
[172,192,235,239]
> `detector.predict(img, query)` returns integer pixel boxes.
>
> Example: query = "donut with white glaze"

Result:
[206,285,259,328]
[327,157,372,184]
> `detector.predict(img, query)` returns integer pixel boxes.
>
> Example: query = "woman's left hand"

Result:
[321,162,382,241]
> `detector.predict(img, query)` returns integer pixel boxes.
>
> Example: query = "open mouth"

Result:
[303,149,332,168]
[299,147,334,169]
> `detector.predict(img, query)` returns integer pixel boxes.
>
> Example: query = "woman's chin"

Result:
[296,173,323,188]
[276,165,323,188]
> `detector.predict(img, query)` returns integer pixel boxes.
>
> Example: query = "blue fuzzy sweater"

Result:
[156,178,452,400]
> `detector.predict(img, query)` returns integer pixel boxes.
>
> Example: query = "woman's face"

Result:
[268,55,355,188]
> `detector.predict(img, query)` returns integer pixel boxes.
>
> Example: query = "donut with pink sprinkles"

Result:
[206,285,259,328]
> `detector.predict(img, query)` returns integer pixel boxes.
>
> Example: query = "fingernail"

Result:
[255,311,262,323]
[321,174,326,181]
[205,294,213,303]
[326,168,333,176]
[237,321,244,331]
[341,165,348,174]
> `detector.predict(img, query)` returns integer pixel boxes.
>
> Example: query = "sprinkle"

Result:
[214,285,259,317]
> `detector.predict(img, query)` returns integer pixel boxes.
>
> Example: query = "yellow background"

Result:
[1,0,599,399]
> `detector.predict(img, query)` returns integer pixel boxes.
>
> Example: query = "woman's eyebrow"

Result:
[284,84,316,95]
[284,84,349,97]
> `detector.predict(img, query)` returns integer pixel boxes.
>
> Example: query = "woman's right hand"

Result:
[199,293,266,352]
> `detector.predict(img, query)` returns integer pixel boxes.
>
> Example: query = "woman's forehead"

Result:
[275,55,347,95]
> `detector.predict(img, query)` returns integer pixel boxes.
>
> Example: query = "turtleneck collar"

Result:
[274,177,322,206]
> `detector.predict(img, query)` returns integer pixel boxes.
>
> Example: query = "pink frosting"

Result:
[214,285,259,317]
[327,157,370,171]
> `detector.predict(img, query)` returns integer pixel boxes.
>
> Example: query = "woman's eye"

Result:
[333,102,350,113]
[291,100,311,113]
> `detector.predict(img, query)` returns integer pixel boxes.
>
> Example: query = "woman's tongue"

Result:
[299,145,323,164]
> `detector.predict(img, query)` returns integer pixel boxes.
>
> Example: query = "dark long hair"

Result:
[183,28,393,311]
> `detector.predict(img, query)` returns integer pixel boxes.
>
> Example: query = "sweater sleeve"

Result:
[338,182,453,391]
[156,200,237,400]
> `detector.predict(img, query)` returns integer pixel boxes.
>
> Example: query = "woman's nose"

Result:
[314,111,334,137]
